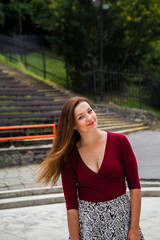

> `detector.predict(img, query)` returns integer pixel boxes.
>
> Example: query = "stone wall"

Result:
[0,146,51,168]
[94,103,158,127]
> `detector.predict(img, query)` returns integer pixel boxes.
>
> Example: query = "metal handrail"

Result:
[0,124,56,141]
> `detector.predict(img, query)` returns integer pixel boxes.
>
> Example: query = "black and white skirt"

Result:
[69,193,144,240]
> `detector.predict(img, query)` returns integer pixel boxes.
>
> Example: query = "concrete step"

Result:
[141,187,160,197]
[96,112,150,134]
[1,181,159,199]
[98,120,125,125]
[0,186,63,199]
[140,181,160,188]
[98,123,144,129]
[0,193,65,210]
[114,126,149,134]
[98,121,131,126]
[97,113,118,116]
[0,72,10,76]
[0,185,160,210]
[99,125,149,134]
[96,116,120,120]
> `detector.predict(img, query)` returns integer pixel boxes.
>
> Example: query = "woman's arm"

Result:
[67,209,79,240]
[127,188,141,240]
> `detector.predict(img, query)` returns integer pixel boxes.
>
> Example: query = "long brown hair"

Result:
[36,96,90,186]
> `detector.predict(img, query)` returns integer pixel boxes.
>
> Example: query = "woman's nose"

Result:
[87,114,92,120]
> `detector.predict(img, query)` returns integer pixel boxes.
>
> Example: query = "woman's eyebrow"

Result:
[77,113,83,117]
[76,107,91,117]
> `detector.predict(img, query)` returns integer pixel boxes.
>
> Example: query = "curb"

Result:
[0,186,160,210]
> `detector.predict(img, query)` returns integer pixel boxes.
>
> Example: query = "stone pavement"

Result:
[0,130,160,239]
[0,163,62,191]
[127,130,160,180]
[0,130,160,192]
[0,198,160,240]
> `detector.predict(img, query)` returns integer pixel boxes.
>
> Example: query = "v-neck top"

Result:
[61,132,141,210]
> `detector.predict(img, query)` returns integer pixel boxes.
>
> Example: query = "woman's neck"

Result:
[78,129,105,148]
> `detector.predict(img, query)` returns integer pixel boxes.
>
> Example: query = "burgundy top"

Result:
[61,132,141,210]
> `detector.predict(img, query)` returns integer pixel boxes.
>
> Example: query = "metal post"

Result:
[18,1,22,36]
[24,52,27,69]
[42,49,46,79]
[92,1,109,102]
[93,61,97,103]
[100,0,104,102]
[138,65,142,109]
[9,48,12,62]
[18,0,23,61]
[65,59,69,89]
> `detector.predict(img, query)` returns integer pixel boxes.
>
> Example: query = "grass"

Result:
[0,52,160,127]
[26,51,66,81]
[0,51,67,88]
[87,93,160,127]
[0,54,26,72]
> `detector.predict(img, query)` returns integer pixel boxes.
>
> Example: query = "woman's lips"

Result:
[88,121,94,126]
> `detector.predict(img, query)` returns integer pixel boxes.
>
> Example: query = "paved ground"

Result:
[127,130,160,180]
[0,130,160,239]
[0,130,160,192]
[0,198,159,240]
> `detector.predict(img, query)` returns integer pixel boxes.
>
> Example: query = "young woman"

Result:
[37,96,144,240]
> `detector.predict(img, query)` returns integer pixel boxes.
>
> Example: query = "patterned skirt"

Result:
[69,193,144,240]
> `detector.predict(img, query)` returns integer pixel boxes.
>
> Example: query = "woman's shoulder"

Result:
[107,131,127,141]
[107,132,131,152]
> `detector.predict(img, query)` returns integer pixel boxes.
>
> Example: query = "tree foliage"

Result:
[1,0,160,103]
[2,0,160,68]
[103,0,160,64]
[142,41,160,107]
[31,0,99,91]
[0,2,5,27]
[0,0,39,35]
[30,0,160,91]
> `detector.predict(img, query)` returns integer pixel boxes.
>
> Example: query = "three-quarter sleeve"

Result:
[120,134,141,190]
[61,153,78,210]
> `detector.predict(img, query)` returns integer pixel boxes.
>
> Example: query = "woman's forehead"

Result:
[74,101,90,114]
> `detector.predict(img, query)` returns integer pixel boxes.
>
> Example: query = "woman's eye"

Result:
[88,109,92,113]
[78,116,83,120]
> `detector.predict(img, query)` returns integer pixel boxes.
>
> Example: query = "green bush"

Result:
[145,71,160,108]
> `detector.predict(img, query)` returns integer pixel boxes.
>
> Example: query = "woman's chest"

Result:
[78,141,107,174]
[75,144,124,183]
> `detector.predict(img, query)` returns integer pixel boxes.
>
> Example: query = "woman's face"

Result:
[74,101,97,134]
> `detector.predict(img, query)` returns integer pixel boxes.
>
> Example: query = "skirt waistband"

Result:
[78,193,129,206]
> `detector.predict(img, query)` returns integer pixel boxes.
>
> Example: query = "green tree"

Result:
[31,0,99,91]
[1,0,160,104]
[0,2,4,27]
[31,0,160,90]
[0,0,39,35]
[142,40,160,107]
[103,0,160,65]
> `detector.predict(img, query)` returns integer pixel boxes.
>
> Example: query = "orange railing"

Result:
[0,124,56,141]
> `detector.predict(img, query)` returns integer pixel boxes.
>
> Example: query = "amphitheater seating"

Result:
[0,68,69,145]
[0,65,149,147]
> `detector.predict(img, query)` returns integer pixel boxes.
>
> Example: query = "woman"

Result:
[37,96,144,240]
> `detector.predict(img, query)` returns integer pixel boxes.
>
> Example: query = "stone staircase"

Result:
[0,186,64,209]
[0,63,150,142]
[96,112,149,134]
[0,64,159,211]
[0,182,160,209]
[0,64,71,127]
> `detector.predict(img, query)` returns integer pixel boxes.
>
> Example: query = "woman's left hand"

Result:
[127,228,140,240]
